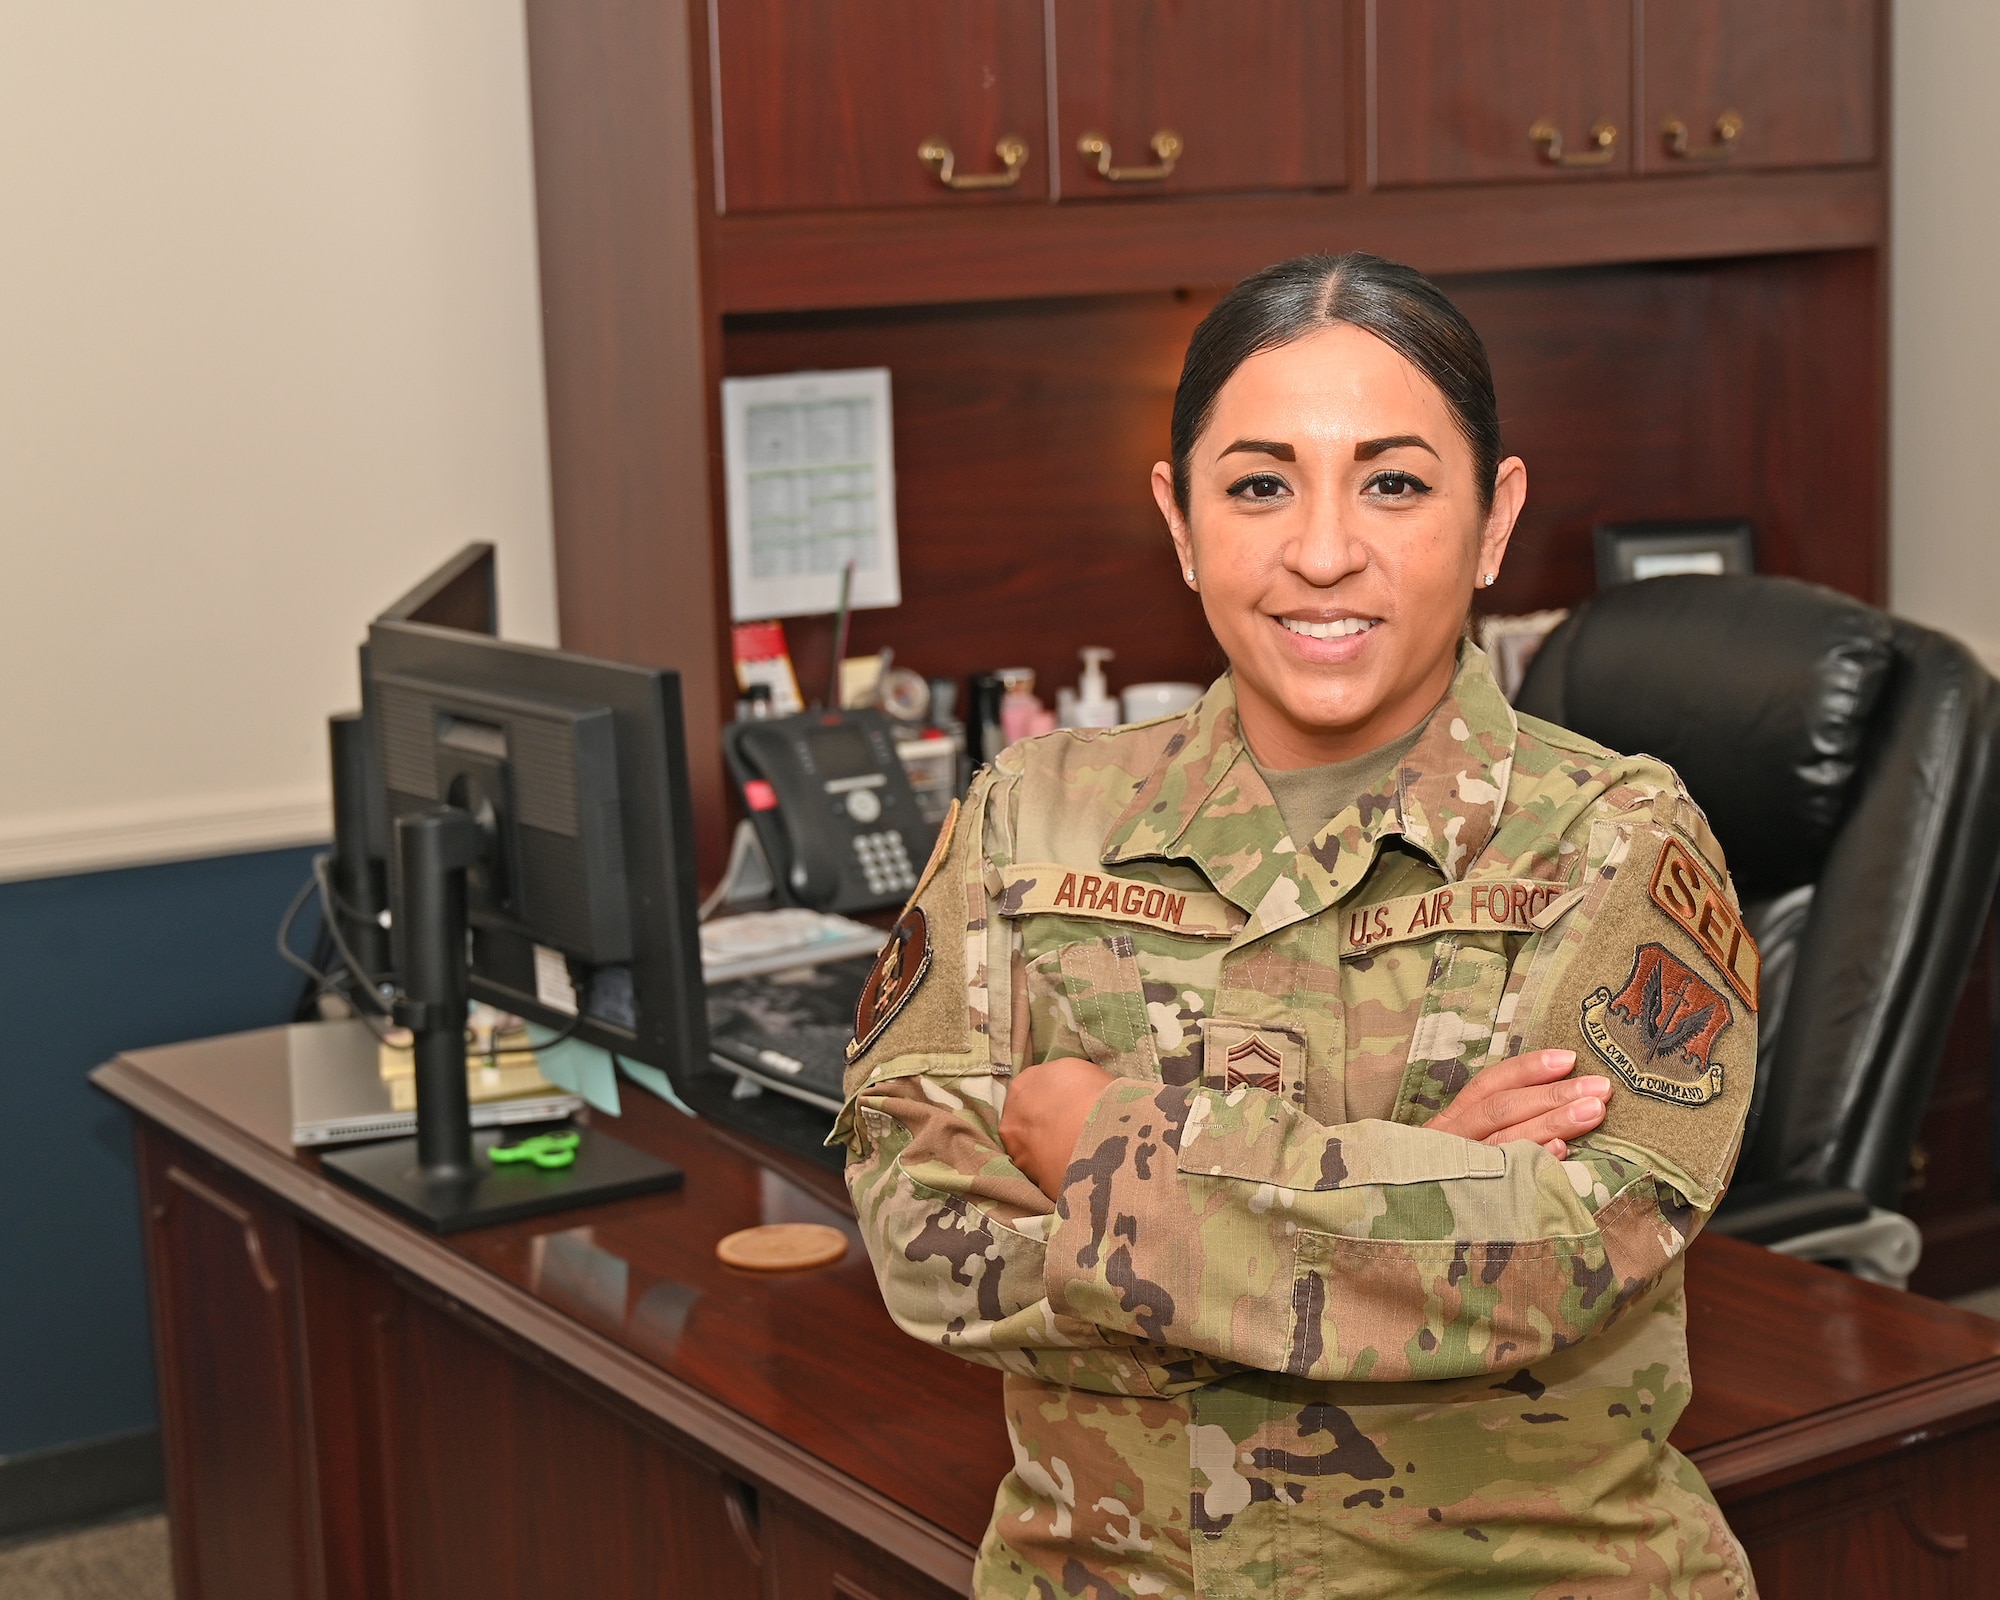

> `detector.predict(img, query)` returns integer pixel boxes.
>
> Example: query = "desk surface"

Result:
[95,1025,2000,1589]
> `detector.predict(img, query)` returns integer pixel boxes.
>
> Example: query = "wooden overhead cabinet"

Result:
[1374,0,1635,186]
[712,0,1048,212]
[1639,0,1878,174]
[1050,0,1348,199]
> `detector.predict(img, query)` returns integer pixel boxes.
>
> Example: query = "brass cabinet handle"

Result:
[1662,110,1745,162]
[1528,119,1618,168]
[917,134,1030,190]
[1076,129,1184,182]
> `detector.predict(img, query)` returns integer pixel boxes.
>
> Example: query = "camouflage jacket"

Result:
[840,647,1758,1599]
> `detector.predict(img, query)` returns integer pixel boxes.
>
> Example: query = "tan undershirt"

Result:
[1253,719,1427,851]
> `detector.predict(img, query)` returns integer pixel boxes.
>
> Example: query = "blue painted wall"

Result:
[0,844,323,1458]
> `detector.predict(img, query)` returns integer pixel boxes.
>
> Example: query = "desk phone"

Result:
[723,708,939,914]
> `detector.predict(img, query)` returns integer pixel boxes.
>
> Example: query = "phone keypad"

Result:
[853,830,916,898]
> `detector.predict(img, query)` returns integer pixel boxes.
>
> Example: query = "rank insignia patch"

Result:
[1581,942,1733,1106]
[1224,1036,1283,1093]
[849,905,931,1060]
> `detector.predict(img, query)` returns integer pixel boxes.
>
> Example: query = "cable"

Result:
[275,869,325,985]
[311,854,392,1016]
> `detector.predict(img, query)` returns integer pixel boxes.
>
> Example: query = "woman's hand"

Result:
[1428,1049,1610,1159]
[1000,1056,1116,1197]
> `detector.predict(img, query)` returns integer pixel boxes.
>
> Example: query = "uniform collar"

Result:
[1100,647,1519,937]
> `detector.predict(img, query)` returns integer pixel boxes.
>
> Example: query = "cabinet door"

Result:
[138,1133,319,1600]
[762,1493,965,1600]
[1641,0,1876,174]
[359,1276,763,1600]
[714,0,1046,213]
[1052,0,1346,201]
[1375,0,1632,187]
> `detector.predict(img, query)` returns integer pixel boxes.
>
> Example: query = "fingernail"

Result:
[1545,1138,1568,1159]
[1544,1051,1576,1068]
[1570,1098,1603,1125]
[1569,1077,1610,1097]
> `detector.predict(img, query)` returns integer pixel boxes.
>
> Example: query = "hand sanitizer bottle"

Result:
[1067,647,1121,728]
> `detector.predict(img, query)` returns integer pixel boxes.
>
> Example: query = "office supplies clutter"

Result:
[732,620,804,715]
[699,906,884,982]
[375,1003,565,1112]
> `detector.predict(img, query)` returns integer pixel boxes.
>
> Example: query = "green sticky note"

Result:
[529,1030,621,1116]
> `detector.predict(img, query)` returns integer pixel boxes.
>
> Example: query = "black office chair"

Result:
[1516,574,2000,1287]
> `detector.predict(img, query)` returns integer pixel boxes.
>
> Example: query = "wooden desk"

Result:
[97,1027,2000,1599]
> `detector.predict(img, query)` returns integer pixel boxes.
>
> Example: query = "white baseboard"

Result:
[0,787,331,884]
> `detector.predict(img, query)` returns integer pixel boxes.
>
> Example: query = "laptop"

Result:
[288,1019,583,1147]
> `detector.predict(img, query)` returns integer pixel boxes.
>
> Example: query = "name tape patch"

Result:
[1341,879,1581,957]
[994,863,1242,938]
[1648,838,1759,1010]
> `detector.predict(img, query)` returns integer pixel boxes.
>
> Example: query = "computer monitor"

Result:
[319,550,706,1231]
[326,545,500,1003]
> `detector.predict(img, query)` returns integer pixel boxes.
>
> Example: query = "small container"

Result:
[998,669,1056,745]
[897,732,960,826]
[1121,681,1203,723]
[1066,647,1121,728]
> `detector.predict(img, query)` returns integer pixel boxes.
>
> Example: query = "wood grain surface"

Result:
[102,1027,2000,1562]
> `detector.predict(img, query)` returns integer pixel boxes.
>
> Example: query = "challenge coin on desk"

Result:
[715,1223,848,1272]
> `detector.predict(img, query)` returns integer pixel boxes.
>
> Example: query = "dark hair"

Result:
[1170,252,1502,514]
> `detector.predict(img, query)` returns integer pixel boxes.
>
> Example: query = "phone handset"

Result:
[723,710,933,916]
[754,776,841,908]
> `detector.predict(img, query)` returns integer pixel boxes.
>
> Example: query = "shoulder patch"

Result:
[841,792,981,1082]
[850,904,931,1059]
[1649,837,1758,1008]
[1504,824,1758,1202]
[1581,942,1733,1105]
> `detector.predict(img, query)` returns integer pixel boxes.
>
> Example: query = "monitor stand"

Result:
[320,806,681,1234]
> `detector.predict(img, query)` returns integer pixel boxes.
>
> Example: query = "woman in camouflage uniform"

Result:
[839,254,1757,1598]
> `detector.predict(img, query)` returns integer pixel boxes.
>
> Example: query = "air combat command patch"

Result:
[1508,819,1758,1201]
[1581,942,1733,1105]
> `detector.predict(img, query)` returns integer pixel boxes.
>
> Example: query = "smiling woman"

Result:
[839,254,1759,1598]
[1154,255,1525,769]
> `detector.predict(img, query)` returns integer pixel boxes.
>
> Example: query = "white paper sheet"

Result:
[722,367,901,622]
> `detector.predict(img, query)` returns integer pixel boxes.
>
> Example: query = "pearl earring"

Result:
[1483,573,1496,587]
[1185,568,1196,584]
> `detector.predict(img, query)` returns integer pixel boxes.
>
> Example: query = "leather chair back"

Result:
[1516,574,2000,1209]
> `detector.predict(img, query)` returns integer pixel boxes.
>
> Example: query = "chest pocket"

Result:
[1393,938,1512,1124]
[1053,935,1161,1081]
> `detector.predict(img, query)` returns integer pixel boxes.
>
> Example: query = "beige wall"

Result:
[0,3,557,881]
[1892,4,2000,667]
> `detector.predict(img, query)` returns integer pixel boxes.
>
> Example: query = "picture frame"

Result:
[1592,518,1755,589]
[1477,609,1570,702]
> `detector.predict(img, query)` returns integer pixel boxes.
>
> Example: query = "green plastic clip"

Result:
[489,1131,581,1171]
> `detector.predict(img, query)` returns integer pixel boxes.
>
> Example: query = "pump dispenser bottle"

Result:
[1065,647,1121,728]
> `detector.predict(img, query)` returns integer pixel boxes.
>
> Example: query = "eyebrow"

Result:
[1354,434,1439,461]
[1218,439,1296,462]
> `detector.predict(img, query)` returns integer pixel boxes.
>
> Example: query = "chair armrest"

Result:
[1710,1178,1873,1244]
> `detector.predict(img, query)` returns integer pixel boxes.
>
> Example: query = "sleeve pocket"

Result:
[1283,1228,1567,1380]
